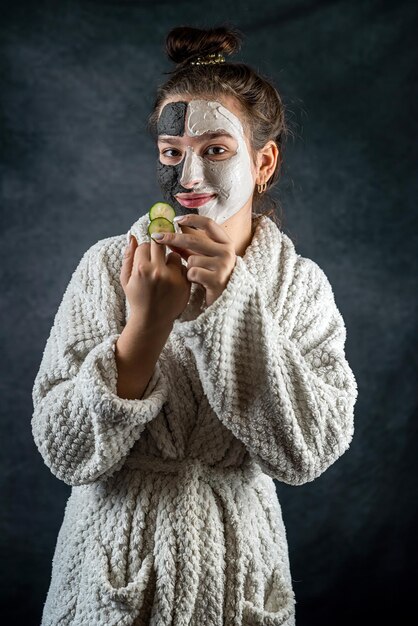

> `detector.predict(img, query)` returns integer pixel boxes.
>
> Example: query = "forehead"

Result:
[157,99,244,140]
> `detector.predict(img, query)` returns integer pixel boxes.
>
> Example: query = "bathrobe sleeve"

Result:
[171,254,358,486]
[31,239,168,486]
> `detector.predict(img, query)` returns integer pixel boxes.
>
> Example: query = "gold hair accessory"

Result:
[257,181,268,193]
[189,52,226,66]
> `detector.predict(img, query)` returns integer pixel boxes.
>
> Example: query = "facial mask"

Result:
[156,99,255,225]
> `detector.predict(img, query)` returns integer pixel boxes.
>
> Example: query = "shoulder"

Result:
[61,233,128,309]
[299,256,333,294]
[84,233,127,269]
[276,232,337,319]
[74,233,127,283]
[281,231,332,286]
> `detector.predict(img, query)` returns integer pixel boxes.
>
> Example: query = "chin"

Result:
[174,204,199,217]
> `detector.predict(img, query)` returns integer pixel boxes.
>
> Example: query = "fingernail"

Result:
[151,232,164,240]
[126,230,131,245]
[173,216,186,222]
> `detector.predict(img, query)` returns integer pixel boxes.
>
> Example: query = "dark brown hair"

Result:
[147,24,291,230]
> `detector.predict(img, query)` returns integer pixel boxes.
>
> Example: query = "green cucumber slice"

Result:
[149,202,176,222]
[147,217,175,236]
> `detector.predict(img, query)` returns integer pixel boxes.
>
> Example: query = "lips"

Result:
[175,193,216,208]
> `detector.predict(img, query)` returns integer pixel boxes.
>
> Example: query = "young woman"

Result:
[32,25,358,626]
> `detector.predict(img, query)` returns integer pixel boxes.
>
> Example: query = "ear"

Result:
[256,140,280,183]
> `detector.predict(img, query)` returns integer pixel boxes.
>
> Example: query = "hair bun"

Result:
[165,25,243,67]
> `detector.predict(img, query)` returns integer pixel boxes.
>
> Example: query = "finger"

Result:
[132,237,152,272]
[165,250,183,268]
[186,265,216,288]
[120,234,137,288]
[150,235,167,265]
[151,232,219,257]
[166,243,192,262]
[173,214,232,244]
[186,254,219,271]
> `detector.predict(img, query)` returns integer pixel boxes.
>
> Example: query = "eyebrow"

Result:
[157,131,234,144]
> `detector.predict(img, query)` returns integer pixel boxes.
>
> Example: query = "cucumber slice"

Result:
[149,202,176,222]
[147,217,175,236]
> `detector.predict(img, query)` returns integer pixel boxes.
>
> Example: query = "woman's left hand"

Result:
[151,214,237,307]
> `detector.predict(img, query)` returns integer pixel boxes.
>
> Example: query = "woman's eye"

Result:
[206,146,226,156]
[161,146,227,159]
[161,149,180,158]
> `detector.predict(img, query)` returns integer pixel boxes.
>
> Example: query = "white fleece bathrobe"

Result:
[31,212,358,626]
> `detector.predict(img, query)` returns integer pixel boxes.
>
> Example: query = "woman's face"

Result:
[156,95,257,224]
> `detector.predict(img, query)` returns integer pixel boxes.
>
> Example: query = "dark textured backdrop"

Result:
[1,1,417,624]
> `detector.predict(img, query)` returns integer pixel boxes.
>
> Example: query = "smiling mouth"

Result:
[175,193,217,207]
[175,192,216,198]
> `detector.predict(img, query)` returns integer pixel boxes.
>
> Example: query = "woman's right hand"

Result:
[120,233,191,329]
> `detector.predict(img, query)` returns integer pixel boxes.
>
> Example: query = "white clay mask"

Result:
[156,99,256,225]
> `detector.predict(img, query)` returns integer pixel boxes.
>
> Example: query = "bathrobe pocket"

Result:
[73,538,155,625]
[242,561,296,626]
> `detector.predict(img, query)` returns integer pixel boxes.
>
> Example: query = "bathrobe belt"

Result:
[125,454,261,626]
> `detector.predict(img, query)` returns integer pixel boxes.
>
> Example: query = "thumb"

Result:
[120,233,137,288]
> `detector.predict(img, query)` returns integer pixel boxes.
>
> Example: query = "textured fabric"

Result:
[31,212,358,626]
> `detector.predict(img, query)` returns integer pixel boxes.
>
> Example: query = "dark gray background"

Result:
[1,0,417,624]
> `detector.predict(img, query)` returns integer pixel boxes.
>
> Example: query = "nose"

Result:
[179,147,205,189]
